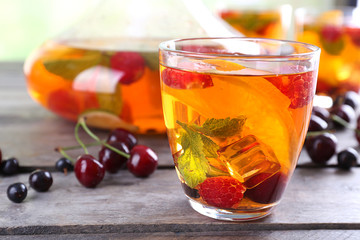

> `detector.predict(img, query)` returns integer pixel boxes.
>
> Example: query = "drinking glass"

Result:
[215,1,292,39]
[159,37,320,221]
[295,7,360,97]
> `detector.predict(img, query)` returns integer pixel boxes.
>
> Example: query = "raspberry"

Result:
[245,172,288,204]
[198,176,246,208]
[110,52,145,85]
[265,71,315,108]
[161,68,213,89]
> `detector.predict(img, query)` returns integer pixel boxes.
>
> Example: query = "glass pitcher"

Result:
[23,0,238,134]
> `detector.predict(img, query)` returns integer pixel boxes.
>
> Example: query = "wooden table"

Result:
[1,62,360,239]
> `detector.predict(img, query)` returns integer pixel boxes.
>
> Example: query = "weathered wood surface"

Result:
[0,169,359,236]
[1,62,360,239]
[1,231,360,240]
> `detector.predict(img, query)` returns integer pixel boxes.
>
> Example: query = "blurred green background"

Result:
[0,0,350,61]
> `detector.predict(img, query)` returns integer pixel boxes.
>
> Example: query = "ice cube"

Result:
[217,135,281,188]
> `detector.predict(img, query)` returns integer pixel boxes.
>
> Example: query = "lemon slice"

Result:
[80,110,139,132]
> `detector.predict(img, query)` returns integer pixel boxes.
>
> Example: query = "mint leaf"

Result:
[177,120,219,159]
[43,51,102,80]
[175,116,247,187]
[177,121,205,157]
[191,116,246,138]
[177,148,208,188]
[139,51,158,71]
[176,122,209,188]
[200,135,218,158]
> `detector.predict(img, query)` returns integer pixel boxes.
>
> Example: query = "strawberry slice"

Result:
[110,52,145,85]
[161,67,213,89]
[198,176,246,208]
[245,172,288,204]
[265,71,315,109]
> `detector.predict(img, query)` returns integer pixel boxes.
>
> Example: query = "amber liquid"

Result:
[219,9,284,39]
[296,24,360,96]
[161,65,315,210]
[24,40,165,133]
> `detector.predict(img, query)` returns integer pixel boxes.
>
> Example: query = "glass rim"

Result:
[159,37,321,59]
[295,5,359,13]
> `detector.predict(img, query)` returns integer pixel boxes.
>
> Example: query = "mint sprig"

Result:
[176,122,209,188]
[43,51,103,80]
[190,116,246,138]
[176,116,246,188]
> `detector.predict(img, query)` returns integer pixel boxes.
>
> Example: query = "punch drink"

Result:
[160,38,320,221]
[296,9,360,96]
[219,9,284,39]
[24,40,164,133]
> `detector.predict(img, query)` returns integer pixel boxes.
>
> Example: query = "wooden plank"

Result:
[0,62,25,88]
[0,168,359,235]
[1,230,360,239]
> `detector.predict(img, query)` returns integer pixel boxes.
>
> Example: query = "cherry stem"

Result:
[78,117,131,159]
[55,147,75,163]
[75,120,89,154]
[331,115,353,129]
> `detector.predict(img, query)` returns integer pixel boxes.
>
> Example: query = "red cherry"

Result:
[355,116,360,144]
[330,104,356,130]
[127,145,158,178]
[305,133,337,164]
[110,52,145,85]
[74,154,105,188]
[161,67,213,89]
[312,106,330,123]
[99,141,130,173]
[107,128,138,150]
[245,172,288,204]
